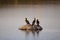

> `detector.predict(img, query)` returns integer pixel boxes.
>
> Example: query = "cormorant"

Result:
[32,18,36,26]
[36,19,40,26]
[25,18,30,24]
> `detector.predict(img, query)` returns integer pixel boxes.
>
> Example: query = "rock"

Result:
[19,24,33,30]
[19,24,43,31]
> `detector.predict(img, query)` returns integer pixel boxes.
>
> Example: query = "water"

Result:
[0,4,60,40]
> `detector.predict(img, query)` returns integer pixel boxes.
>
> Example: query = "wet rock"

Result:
[19,24,43,31]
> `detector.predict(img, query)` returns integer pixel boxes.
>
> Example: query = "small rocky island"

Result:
[19,18,43,31]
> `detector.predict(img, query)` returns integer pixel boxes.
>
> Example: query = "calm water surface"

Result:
[0,5,60,40]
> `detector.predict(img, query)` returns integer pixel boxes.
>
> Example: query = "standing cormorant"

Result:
[36,19,40,26]
[32,18,36,26]
[25,18,30,24]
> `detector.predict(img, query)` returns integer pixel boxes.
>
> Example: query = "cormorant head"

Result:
[25,18,27,20]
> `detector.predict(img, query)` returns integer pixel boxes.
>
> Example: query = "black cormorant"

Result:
[36,19,40,26]
[32,18,36,26]
[25,18,30,24]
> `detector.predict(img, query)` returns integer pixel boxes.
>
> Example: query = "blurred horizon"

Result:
[0,0,60,5]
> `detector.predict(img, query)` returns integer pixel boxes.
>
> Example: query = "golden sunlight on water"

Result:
[37,5,41,20]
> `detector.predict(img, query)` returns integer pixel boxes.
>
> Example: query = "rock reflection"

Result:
[20,30,42,40]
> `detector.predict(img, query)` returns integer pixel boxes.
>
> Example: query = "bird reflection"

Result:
[20,29,42,40]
